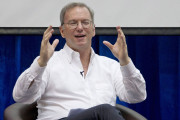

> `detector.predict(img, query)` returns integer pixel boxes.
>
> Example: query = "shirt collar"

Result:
[63,44,95,65]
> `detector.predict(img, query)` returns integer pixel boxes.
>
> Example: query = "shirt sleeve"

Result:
[114,59,147,103]
[13,56,48,104]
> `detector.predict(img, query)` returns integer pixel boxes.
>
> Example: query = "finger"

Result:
[103,41,113,50]
[44,29,54,39]
[116,26,126,45]
[120,35,127,46]
[44,28,54,44]
[44,32,53,44]
[119,27,125,37]
[52,39,59,49]
[116,26,123,38]
[44,25,53,35]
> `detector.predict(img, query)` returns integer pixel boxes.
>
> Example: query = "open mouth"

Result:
[75,35,86,38]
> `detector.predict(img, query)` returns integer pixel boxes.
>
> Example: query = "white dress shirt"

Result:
[13,44,146,120]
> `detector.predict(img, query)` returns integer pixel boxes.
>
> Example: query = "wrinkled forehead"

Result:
[64,6,92,22]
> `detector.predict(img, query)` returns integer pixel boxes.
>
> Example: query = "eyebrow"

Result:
[68,19,91,22]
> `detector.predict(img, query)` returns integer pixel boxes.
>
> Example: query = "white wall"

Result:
[0,0,179,27]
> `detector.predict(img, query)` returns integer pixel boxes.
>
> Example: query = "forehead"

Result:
[64,6,91,22]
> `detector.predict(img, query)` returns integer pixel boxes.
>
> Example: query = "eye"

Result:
[82,21,90,25]
[69,21,77,26]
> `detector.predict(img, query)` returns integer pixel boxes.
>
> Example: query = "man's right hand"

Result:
[38,25,59,67]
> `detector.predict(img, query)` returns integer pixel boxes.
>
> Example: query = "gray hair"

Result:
[60,2,94,25]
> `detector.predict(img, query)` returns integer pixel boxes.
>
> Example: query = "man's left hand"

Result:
[103,26,130,66]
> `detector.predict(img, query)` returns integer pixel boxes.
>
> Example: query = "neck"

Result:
[79,48,91,65]
[79,48,91,76]
[66,43,91,75]
[69,44,91,63]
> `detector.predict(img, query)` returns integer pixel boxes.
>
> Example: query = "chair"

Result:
[115,104,147,120]
[4,102,147,120]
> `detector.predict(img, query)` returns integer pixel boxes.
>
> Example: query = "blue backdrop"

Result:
[0,35,180,120]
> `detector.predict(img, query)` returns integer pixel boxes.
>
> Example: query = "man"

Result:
[13,2,146,120]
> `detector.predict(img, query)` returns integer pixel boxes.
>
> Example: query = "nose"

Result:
[76,22,83,32]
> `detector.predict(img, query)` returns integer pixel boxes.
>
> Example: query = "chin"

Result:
[76,41,91,48]
[77,42,87,47]
[75,39,87,45]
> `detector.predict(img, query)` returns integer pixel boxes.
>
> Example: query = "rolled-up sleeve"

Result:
[13,57,47,104]
[114,60,147,103]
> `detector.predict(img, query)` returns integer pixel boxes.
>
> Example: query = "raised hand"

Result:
[103,26,130,66]
[38,26,59,67]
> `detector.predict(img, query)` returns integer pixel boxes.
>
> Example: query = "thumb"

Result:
[103,41,113,50]
[52,39,59,49]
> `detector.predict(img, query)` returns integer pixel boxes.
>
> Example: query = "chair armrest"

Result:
[116,104,147,120]
[4,102,37,120]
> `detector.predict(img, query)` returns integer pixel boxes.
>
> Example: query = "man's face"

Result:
[60,6,95,51]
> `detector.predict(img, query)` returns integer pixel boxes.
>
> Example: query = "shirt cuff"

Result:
[29,56,46,79]
[120,59,137,77]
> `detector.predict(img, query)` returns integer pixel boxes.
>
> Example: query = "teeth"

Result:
[75,35,85,37]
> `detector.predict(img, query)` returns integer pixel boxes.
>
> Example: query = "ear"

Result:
[59,26,65,38]
[92,24,96,37]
